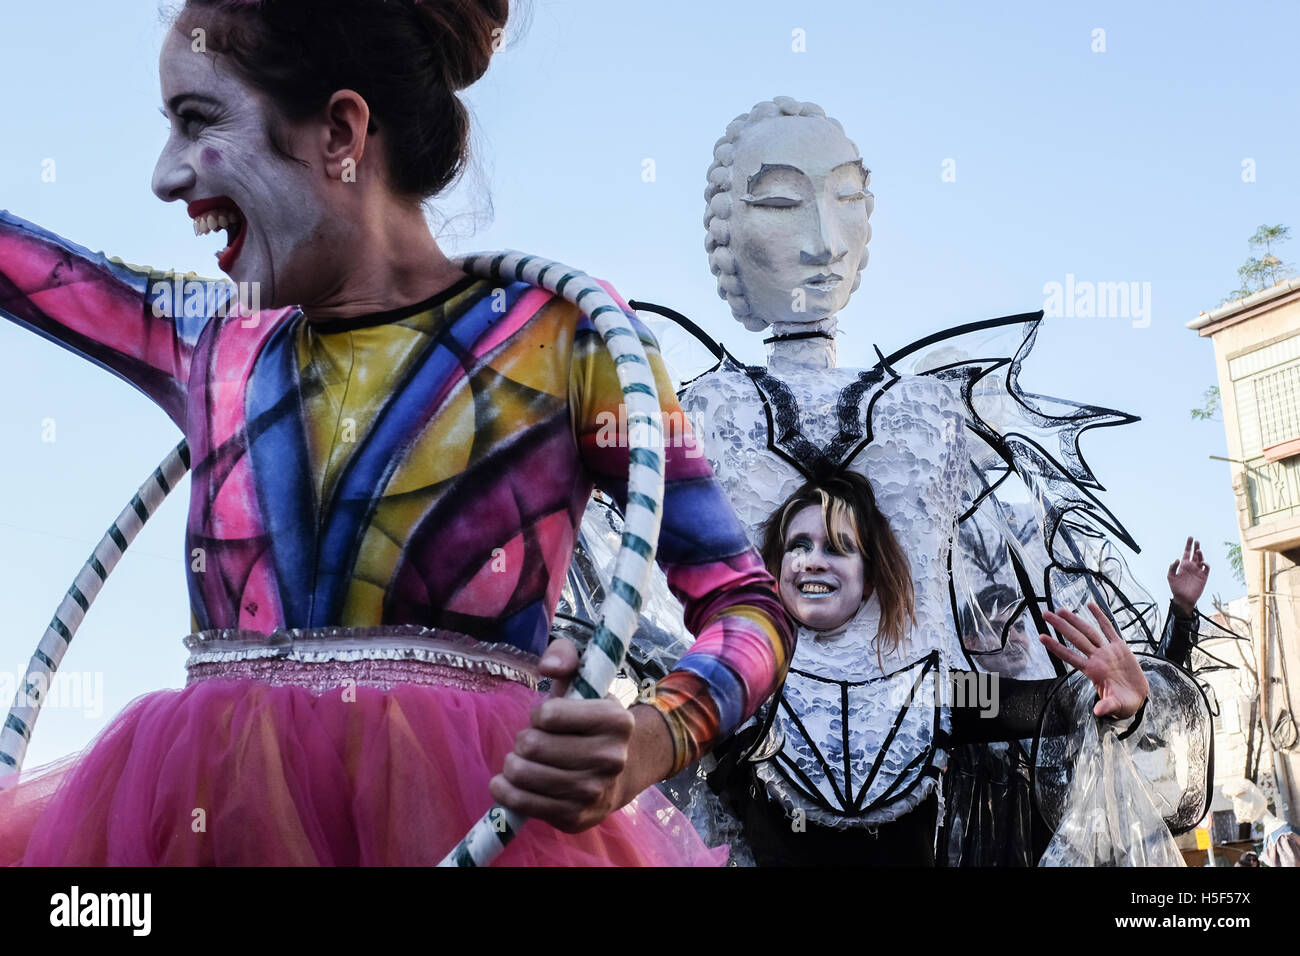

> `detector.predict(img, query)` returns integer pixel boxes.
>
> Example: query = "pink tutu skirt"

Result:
[0,626,725,867]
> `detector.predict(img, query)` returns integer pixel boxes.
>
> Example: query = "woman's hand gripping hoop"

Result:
[437,252,665,867]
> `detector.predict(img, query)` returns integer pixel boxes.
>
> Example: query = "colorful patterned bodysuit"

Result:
[0,210,794,774]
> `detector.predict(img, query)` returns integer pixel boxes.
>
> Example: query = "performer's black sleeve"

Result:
[949,675,1054,744]
[951,604,1195,745]
[1156,599,1199,669]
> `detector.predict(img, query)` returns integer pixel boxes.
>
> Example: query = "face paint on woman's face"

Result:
[152,26,328,306]
[778,505,867,633]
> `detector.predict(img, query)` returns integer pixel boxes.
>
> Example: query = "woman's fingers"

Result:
[537,638,580,698]
[1043,607,1103,651]
[513,700,633,774]
[1044,603,1150,719]
[1084,601,1121,643]
[1039,633,1087,670]
[1041,603,1121,671]
[500,751,613,803]
[489,772,598,833]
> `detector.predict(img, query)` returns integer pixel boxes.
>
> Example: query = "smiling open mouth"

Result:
[799,581,838,595]
[187,197,248,272]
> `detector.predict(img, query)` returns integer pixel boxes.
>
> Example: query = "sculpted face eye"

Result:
[830,161,869,203]
[743,164,810,211]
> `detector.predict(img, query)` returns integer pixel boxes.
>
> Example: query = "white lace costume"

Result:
[562,312,1221,854]
[681,362,969,825]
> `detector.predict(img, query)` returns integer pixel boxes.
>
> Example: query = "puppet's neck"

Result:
[766,316,838,372]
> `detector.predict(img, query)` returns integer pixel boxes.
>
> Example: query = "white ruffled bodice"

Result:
[681,362,970,825]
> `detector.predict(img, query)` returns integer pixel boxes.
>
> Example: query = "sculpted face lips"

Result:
[778,504,867,633]
[803,273,842,294]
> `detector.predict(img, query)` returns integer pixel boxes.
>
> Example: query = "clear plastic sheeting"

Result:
[1038,718,1185,866]
[658,762,756,868]
[1034,656,1213,865]
[556,492,695,683]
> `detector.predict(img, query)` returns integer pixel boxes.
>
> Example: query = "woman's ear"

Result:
[320,89,371,182]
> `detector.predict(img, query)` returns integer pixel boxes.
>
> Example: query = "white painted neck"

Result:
[766,315,839,372]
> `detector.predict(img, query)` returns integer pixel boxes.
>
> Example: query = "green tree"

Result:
[1190,385,1221,421]
[1224,224,1293,303]
[1251,224,1292,284]
[1226,541,1245,587]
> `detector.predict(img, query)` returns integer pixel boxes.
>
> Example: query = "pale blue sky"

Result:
[1,0,1296,763]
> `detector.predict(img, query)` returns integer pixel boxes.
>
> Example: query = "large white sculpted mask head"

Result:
[705,97,874,332]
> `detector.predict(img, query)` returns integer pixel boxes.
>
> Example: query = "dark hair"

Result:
[172,0,510,200]
[759,471,915,656]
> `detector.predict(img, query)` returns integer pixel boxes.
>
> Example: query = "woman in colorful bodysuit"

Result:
[0,0,794,866]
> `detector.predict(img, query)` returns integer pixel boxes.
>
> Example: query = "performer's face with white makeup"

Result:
[779,505,868,633]
[152,27,328,307]
[730,115,871,326]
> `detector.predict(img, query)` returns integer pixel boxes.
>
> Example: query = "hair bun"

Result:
[413,0,509,91]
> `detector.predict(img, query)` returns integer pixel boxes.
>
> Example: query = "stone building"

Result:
[1188,277,1300,827]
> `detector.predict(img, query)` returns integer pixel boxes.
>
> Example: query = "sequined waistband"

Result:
[183,625,540,694]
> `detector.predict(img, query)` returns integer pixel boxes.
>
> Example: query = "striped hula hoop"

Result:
[0,441,191,784]
[0,251,666,871]
[438,252,665,866]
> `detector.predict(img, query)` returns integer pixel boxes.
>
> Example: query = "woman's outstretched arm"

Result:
[0,209,236,426]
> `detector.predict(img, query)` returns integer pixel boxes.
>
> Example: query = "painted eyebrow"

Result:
[163,93,223,114]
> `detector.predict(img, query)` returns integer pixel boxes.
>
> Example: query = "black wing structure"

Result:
[629,301,1243,682]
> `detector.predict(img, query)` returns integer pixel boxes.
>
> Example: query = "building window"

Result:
[1256,363,1300,451]
[1230,335,1300,525]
